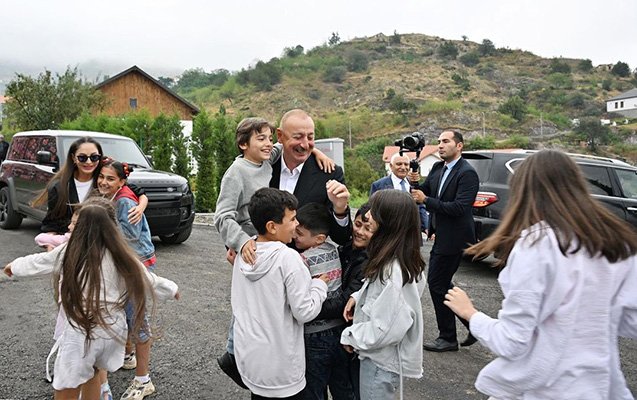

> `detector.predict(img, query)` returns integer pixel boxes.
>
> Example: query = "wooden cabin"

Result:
[95,65,198,119]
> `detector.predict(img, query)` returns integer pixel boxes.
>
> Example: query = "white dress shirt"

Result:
[279,157,305,194]
[470,222,637,400]
[390,174,409,191]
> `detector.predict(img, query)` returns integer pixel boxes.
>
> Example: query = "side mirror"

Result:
[37,151,59,170]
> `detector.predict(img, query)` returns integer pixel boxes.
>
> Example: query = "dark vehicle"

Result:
[0,130,195,244]
[465,150,637,241]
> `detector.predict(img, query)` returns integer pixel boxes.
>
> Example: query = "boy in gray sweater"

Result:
[214,117,334,389]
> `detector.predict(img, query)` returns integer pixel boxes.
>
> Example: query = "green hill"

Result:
[173,32,637,160]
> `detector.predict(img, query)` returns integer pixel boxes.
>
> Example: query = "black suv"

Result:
[0,130,195,244]
[465,150,637,241]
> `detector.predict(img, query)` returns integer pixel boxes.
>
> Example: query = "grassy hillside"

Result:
[174,32,637,161]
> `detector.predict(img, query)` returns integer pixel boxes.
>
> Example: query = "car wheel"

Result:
[159,224,193,244]
[0,186,24,230]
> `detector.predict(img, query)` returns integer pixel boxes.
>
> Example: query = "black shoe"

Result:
[423,338,459,352]
[460,333,478,347]
[217,351,248,389]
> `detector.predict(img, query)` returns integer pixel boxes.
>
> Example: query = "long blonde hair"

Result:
[466,150,637,266]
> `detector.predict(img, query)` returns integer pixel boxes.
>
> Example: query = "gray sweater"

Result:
[214,156,273,252]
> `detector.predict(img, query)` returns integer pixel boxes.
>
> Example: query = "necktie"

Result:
[400,180,407,192]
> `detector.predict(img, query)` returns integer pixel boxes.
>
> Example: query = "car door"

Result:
[613,167,637,229]
[578,164,627,222]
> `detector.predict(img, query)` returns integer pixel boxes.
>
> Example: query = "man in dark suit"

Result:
[369,153,429,233]
[411,130,479,352]
[270,109,350,244]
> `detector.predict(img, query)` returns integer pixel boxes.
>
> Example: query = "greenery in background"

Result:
[4,67,104,131]
[575,117,612,151]
[191,110,217,212]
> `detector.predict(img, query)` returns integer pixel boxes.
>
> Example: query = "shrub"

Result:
[549,59,571,74]
[322,66,347,83]
[502,134,531,149]
[451,73,471,91]
[577,59,593,73]
[478,39,496,56]
[611,61,631,77]
[459,52,480,67]
[437,42,459,59]
[498,96,527,122]
[345,50,369,72]
[465,135,496,150]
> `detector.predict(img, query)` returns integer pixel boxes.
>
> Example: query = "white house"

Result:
[606,88,637,118]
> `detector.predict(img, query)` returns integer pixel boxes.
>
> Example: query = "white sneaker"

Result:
[120,378,156,400]
[122,352,137,370]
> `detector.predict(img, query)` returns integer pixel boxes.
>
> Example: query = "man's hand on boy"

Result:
[316,273,330,284]
[326,180,350,215]
[128,205,144,225]
[343,297,356,322]
[3,264,13,278]
[342,344,354,354]
[240,239,257,265]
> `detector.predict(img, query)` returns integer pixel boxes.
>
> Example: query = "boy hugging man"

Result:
[232,188,329,400]
[294,203,356,400]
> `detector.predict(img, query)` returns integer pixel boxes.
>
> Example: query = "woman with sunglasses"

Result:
[33,136,148,250]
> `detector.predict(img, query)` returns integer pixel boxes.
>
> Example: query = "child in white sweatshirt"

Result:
[231,188,328,400]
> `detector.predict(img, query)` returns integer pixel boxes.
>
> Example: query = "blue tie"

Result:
[400,180,407,192]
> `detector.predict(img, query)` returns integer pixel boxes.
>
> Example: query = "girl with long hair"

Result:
[33,136,148,249]
[3,197,179,400]
[97,157,159,400]
[340,190,426,400]
[445,150,637,399]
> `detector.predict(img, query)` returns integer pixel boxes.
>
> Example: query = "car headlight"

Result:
[179,182,190,193]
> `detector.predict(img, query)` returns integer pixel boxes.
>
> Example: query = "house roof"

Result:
[95,65,199,114]
[382,145,440,162]
[607,88,637,102]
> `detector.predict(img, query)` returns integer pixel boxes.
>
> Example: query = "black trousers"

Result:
[427,249,470,342]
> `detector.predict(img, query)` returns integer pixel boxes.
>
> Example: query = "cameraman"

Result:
[409,130,479,353]
[369,153,429,235]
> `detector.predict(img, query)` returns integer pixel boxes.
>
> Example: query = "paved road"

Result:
[0,221,635,399]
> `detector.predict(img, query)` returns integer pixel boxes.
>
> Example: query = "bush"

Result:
[344,151,379,195]
[418,100,463,114]
[322,66,347,83]
[611,61,631,77]
[478,39,496,56]
[549,59,571,74]
[437,42,459,59]
[578,59,593,73]
[345,50,369,72]
[498,96,527,122]
[465,135,496,150]
[451,73,471,91]
[502,134,531,149]
[459,52,480,67]
[547,73,573,89]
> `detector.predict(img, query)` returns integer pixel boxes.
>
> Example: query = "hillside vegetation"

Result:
[171,32,637,157]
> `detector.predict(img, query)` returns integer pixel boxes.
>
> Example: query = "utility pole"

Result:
[482,112,486,137]
[348,119,352,149]
[540,113,544,141]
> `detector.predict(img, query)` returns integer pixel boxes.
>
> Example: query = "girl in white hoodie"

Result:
[341,190,426,400]
[3,196,179,400]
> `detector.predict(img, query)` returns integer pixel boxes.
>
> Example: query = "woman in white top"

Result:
[445,150,637,400]
[4,196,179,400]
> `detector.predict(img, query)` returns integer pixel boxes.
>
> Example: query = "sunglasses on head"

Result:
[76,154,102,163]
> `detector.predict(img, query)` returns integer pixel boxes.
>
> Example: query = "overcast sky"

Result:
[2,0,636,78]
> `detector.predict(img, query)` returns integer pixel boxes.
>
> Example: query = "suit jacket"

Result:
[370,175,429,232]
[419,157,479,255]
[270,153,350,245]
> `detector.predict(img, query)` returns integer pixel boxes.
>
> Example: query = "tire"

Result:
[0,186,24,230]
[159,223,193,244]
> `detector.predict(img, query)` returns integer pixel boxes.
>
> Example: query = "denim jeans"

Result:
[359,358,399,400]
[226,315,234,354]
[303,326,356,400]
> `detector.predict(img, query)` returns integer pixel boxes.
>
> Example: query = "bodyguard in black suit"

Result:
[270,109,351,245]
[411,130,479,352]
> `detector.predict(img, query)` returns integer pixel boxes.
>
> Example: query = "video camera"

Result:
[394,132,426,173]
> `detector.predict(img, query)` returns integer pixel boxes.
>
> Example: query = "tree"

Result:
[478,39,496,56]
[437,42,458,59]
[150,114,176,172]
[498,96,527,122]
[157,76,175,88]
[611,61,631,77]
[577,59,593,73]
[322,66,347,83]
[575,117,611,151]
[550,59,571,74]
[390,30,401,45]
[211,112,238,206]
[461,35,468,42]
[4,67,104,130]
[345,50,369,72]
[328,32,341,46]
[191,111,216,212]
[172,120,192,178]
[284,45,304,58]
[459,51,480,67]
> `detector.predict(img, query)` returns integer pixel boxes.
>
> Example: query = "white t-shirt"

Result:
[74,179,93,202]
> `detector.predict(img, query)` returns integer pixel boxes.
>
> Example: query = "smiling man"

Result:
[269,109,350,245]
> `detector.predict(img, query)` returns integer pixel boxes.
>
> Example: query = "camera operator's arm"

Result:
[408,171,428,204]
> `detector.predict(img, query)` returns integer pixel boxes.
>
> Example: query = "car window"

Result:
[60,136,150,168]
[8,136,57,163]
[8,137,28,160]
[578,165,613,196]
[615,169,637,199]
[465,158,491,182]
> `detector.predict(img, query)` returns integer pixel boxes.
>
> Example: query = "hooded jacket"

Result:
[231,240,328,398]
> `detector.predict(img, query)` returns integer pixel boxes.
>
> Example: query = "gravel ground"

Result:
[0,218,635,399]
